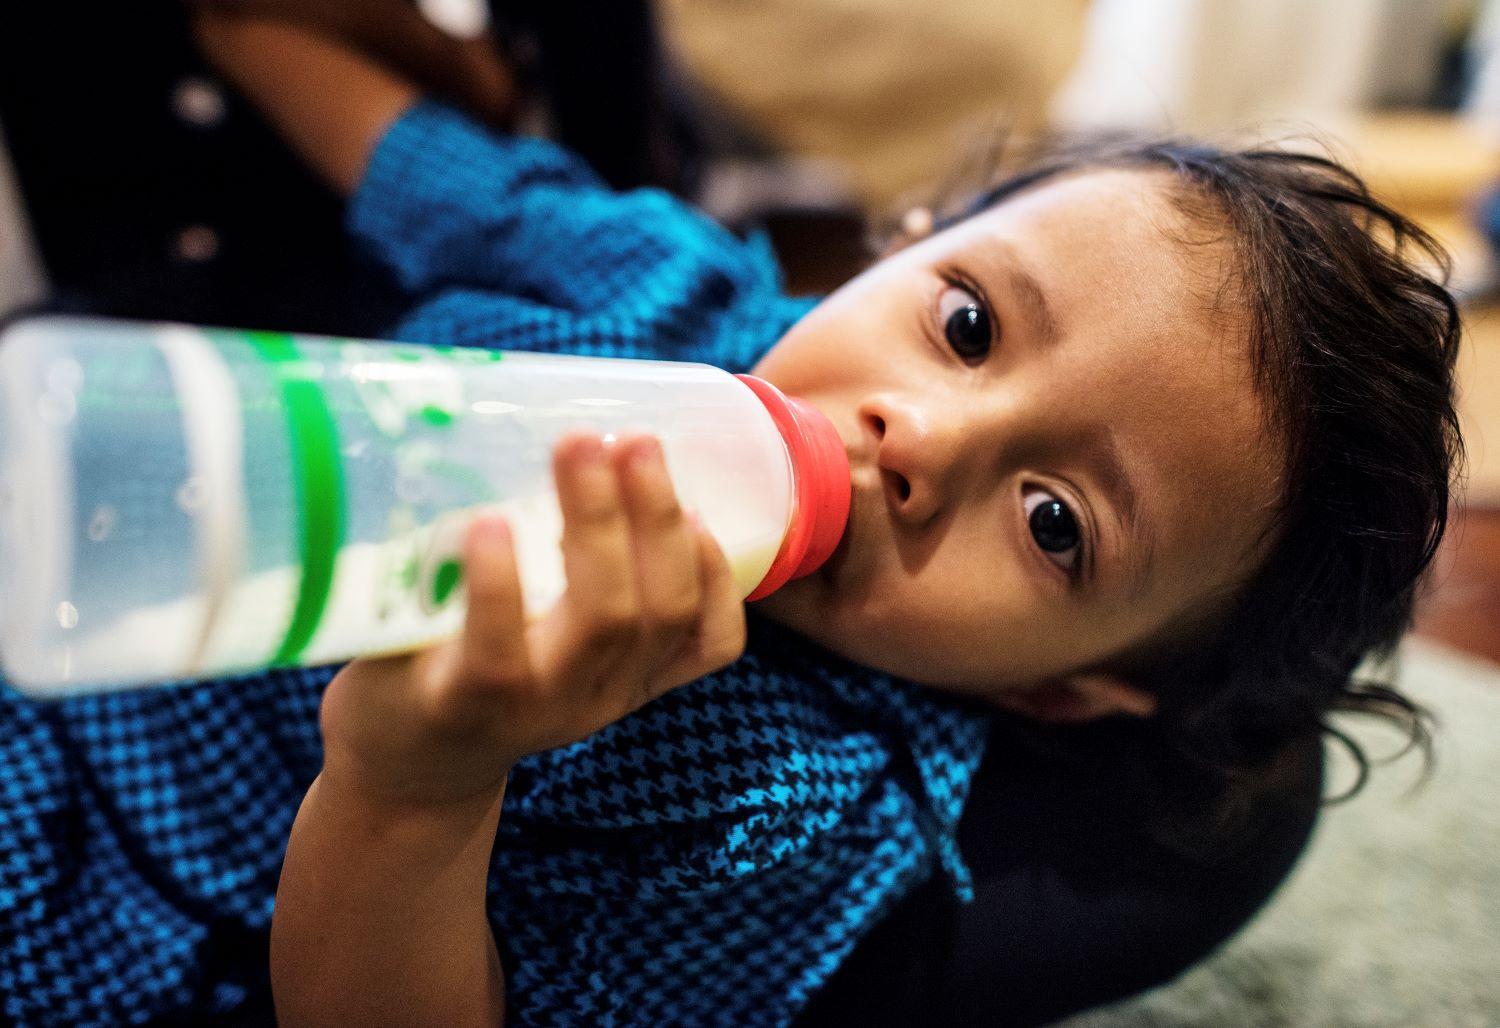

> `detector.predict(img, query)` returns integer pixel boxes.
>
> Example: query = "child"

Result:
[0,12,1458,1027]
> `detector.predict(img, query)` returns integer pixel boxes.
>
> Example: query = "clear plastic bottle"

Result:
[0,317,849,697]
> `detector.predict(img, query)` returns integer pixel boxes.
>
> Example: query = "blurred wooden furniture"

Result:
[1338,112,1500,663]
[659,0,1090,213]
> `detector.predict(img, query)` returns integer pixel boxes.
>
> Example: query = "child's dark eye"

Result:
[1023,487,1081,572]
[937,285,993,360]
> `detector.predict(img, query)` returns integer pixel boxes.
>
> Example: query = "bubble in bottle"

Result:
[46,358,83,394]
[87,505,117,542]
[36,390,76,426]
[175,477,206,512]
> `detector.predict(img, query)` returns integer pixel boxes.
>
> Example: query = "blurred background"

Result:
[0,2,1497,1022]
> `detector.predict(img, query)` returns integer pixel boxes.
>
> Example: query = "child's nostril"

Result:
[881,468,909,506]
[871,415,886,439]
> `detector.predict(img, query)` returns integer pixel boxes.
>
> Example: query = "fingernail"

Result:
[631,436,663,467]
[575,434,606,464]
[477,515,511,545]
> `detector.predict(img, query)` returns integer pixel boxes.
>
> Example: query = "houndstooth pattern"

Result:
[0,666,331,1024]
[0,103,991,1025]
[493,617,988,1027]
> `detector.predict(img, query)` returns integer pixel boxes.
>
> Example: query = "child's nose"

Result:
[861,398,970,527]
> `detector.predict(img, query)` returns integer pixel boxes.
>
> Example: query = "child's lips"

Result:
[820,518,853,586]
[820,473,872,588]
[820,423,876,589]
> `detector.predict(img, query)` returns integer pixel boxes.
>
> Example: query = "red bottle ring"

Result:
[735,374,851,601]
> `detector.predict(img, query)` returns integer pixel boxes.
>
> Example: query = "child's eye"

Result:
[938,284,993,360]
[1023,487,1081,572]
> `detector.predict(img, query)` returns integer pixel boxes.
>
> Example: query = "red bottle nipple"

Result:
[735,374,852,601]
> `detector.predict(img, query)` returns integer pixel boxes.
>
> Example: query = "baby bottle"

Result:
[0,317,849,697]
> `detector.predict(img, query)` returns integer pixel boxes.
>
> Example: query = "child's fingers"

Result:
[449,514,531,692]
[543,432,642,670]
[657,516,747,694]
[613,435,702,679]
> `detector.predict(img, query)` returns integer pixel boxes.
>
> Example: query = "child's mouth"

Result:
[818,485,860,588]
[820,529,850,587]
[818,425,873,590]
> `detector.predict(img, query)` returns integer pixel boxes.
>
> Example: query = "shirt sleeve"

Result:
[345,101,812,370]
[347,102,783,323]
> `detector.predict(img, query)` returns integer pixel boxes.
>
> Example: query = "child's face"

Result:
[748,169,1282,704]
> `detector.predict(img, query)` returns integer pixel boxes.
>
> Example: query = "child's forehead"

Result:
[984,163,1184,216]
[961,166,1214,262]
[944,167,1247,351]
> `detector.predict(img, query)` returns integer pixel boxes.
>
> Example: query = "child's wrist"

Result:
[315,748,511,830]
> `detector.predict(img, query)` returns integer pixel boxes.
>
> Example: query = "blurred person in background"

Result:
[0,0,696,333]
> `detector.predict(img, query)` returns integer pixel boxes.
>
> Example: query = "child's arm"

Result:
[192,14,420,196]
[271,766,508,1024]
[270,432,747,1026]
[196,0,516,127]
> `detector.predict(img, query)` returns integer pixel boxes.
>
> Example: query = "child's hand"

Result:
[316,431,748,810]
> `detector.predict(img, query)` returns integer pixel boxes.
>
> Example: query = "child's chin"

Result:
[748,575,829,629]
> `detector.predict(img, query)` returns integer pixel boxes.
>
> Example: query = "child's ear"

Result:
[991,673,1158,724]
[880,206,936,257]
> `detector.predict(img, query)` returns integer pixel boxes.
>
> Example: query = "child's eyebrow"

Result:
[979,241,1060,349]
[1082,427,1155,595]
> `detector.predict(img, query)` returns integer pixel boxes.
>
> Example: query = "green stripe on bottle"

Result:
[240,331,346,666]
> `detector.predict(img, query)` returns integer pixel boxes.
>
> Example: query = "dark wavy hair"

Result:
[938,138,1463,816]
